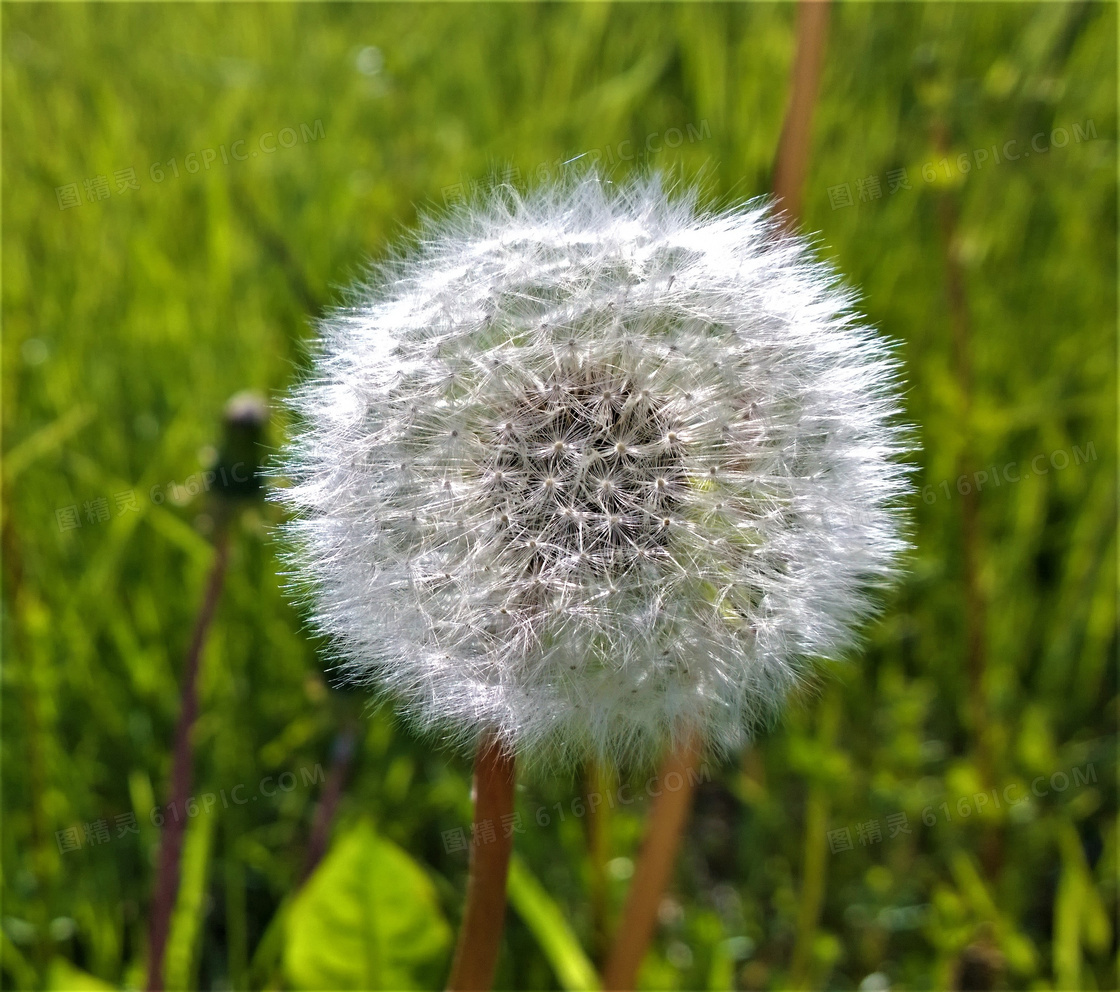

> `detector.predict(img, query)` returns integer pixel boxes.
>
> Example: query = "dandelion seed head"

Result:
[276,174,914,768]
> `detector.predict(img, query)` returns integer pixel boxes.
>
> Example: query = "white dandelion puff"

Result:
[275,174,913,768]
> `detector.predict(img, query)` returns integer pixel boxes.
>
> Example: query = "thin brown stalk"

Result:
[599,5,831,987]
[1,507,48,880]
[601,735,700,992]
[301,724,358,882]
[446,730,517,992]
[146,521,232,992]
[772,0,832,226]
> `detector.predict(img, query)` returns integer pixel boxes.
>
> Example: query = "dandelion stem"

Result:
[301,723,358,882]
[447,730,516,991]
[146,518,232,992]
[601,734,700,991]
[601,5,832,986]
[772,0,831,224]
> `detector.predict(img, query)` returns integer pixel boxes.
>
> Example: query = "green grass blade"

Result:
[507,854,600,992]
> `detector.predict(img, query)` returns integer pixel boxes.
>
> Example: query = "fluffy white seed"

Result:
[275,174,914,768]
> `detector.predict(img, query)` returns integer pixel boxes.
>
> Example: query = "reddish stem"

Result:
[146,524,231,992]
[601,735,701,991]
[772,0,832,225]
[302,726,357,882]
[446,731,516,991]
[600,5,831,984]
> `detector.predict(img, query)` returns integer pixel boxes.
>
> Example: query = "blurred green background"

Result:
[3,3,1116,990]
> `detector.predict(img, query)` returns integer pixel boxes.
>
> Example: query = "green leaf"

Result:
[46,958,115,991]
[165,808,216,991]
[507,854,600,991]
[283,819,451,990]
